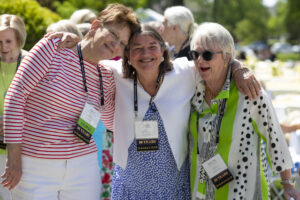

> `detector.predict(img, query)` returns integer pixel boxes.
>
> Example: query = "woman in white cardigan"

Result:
[99,25,260,199]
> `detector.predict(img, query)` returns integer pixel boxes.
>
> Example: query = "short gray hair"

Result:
[70,9,96,24]
[190,22,235,59]
[164,6,196,39]
[46,20,83,40]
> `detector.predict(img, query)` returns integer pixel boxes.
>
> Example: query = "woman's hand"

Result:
[46,32,81,50]
[232,60,261,100]
[1,143,22,190]
[283,183,300,200]
[280,123,300,134]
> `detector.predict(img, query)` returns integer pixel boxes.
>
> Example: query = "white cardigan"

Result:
[102,58,198,170]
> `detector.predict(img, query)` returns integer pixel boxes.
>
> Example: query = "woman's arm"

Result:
[250,90,298,199]
[232,59,261,100]
[280,123,300,134]
[280,169,300,200]
[1,144,22,190]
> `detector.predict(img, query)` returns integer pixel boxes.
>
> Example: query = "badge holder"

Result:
[202,154,234,189]
[73,103,101,144]
[134,119,159,151]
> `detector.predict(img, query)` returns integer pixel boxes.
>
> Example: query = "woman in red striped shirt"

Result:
[1,4,140,200]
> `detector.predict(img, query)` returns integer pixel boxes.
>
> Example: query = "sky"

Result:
[263,0,278,7]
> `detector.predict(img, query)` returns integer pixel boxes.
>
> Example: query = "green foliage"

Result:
[276,53,300,61]
[267,0,288,39]
[285,0,300,41]
[235,20,258,44]
[185,0,269,44]
[53,0,147,19]
[0,0,61,50]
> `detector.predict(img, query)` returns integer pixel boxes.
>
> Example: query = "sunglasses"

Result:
[189,50,223,61]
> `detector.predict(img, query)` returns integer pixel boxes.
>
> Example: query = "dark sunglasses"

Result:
[189,50,223,61]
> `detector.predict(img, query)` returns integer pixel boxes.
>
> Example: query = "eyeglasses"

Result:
[189,50,222,61]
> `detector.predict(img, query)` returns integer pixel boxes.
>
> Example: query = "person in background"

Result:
[1,4,140,200]
[46,19,83,40]
[0,14,27,200]
[161,6,197,60]
[76,23,91,37]
[189,22,300,200]
[70,9,97,38]
[70,8,96,24]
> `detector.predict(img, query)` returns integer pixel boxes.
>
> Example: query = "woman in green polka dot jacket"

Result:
[189,22,300,200]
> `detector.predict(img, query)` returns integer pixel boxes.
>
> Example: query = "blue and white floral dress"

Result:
[112,103,190,200]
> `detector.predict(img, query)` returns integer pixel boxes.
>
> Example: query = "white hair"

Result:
[47,20,83,40]
[70,9,96,24]
[76,23,91,37]
[164,6,196,39]
[190,22,235,59]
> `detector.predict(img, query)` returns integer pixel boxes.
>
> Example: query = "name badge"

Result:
[73,103,101,144]
[134,120,159,151]
[202,154,233,189]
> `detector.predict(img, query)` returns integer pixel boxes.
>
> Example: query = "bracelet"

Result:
[232,66,247,75]
[280,179,295,186]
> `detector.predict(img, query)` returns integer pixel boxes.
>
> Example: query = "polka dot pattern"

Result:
[191,82,293,199]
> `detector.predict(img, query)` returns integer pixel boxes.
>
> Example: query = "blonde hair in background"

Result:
[0,14,27,49]
[164,6,197,39]
[47,20,83,40]
[191,22,236,60]
[70,9,96,24]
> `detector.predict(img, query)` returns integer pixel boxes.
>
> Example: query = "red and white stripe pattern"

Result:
[4,37,115,159]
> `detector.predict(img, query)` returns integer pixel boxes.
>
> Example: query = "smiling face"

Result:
[193,42,228,84]
[128,34,164,76]
[0,28,20,63]
[88,22,131,62]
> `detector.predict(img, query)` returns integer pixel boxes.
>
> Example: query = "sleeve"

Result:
[4,37,60,143]
[250,89,294,174]
[173,57,200,86]
[98,62,116,132]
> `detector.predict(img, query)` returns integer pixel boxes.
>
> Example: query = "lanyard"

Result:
[77,43,104,106]
[133,71,163,118]
[215,99,226,143]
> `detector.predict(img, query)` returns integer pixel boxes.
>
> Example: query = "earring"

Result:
[128,60,131,65]
[161,57,164,63]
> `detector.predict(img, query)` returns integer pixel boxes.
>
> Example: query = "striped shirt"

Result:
[4,37,115,159]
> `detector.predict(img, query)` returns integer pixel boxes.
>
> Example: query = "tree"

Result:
[285,0,300,42]
[267,0,288,41]
[185,0,269,44]
[53,0,147,19]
